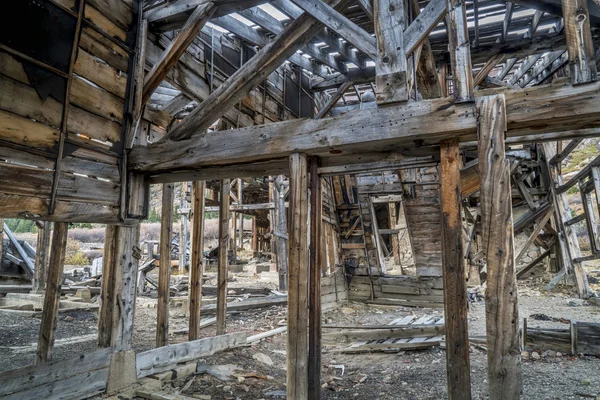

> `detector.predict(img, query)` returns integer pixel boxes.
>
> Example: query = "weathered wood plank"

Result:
[478,94,521,400]
[562,0,597,84]
[374,0,408,104]
[440,138,472,400]
[189,181,206,341]
[157,183,174,347]
[288,153,310,400]
[130,81,600,175]
[136,332,247,378]
[35,222,69,364]
[217,179,230,335]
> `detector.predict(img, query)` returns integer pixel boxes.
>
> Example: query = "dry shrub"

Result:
[69,227,105,243]
[65,239,90,265]
[204,218,219,240]
[140,222,161,241]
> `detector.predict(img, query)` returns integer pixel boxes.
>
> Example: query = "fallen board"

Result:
[333,315,445,353]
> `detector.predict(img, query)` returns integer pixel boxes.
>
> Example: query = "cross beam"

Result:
[130,81,600,175]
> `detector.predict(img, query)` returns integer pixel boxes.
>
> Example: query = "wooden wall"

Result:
[348,275,444,308]
[0,0,138,223]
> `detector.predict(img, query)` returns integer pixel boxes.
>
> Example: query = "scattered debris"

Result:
[195,363,240,381]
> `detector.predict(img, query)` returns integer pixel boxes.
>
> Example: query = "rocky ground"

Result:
[0,269,599,399]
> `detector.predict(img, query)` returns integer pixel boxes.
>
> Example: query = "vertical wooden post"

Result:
[179,182,189,271]
[374,0,408,103]
[387,204,400,265]
[440,138,472,400]
[478,94,522,400]
[157,183,174,347]
[0,219,3,269]
[446,0,474,102]
[237,178,243,250]
[35,222,69,364]
[274,175,289,291]
[98,225,119,348]
[32,221,51,293]
[189,181,206,341]
[217,179,230,336]
[288,153,310,399]
[561,0,597,84]
[112,225,141,352]
[251,216,258,254]
[308,157,322,399]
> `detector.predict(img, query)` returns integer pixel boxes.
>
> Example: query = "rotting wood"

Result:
[136,332,247,378]
[142,2,217,105]
[35,222,69,364]
[98,225,118,348]
[478,94,522,400]
[440,138,472,400]
[561,0,597,84]
[157,183,174,347]
[32,221,51,293]
[308,157,322,400]
[288,153,310,399]
[217,179,230,336]
[189,181,206,341]
[446,0,473,102]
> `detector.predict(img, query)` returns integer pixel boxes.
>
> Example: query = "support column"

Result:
[274,175,288,291]
[98,225,119,348]
[308,157,322,399]
[287,153,310,399]
[251,216,258,254]
[217,179,230,336]
[179,182,189,271]
[112,225,141,352]
[189,181,206,341]
[387,204,400,265]
[32,221,51,293]
[157,183,174,347]
[0,219,3,263]
[478,94,521,400]
[440,138,472,400]
[35,222,69,364]
[237,179,243,250]
[562,0,597,84]
[446,0,474,102]
[374,0,408,103]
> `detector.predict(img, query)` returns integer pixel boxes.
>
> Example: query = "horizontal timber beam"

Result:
[130,81,600,175]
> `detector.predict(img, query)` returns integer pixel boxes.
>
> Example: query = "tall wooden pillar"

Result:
[478,94,521,399]
[274,175,288,290]
[562,0,597,84]
[308,158,322,399]
[440,138,472,400]
[98,225,119,348]
[287,153,310,399]
[189,181,206,341]
[35,222,69,364]
[251,216,258,253]
[217,179,230,336]
[237,178,243,250]
[157,183,174,347]
[32,221,51,293]
[387,203,400,265]
[0,219,4,263]
[446,0,474,102]
[112,225,140,352]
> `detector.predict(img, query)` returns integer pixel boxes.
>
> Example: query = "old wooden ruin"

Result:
[1,0,600,398]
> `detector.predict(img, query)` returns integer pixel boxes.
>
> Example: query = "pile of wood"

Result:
[525,319,600,356]
[327,314,445,353]
[348,275,444,308]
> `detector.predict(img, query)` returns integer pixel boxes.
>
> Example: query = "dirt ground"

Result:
[0,270,599,400]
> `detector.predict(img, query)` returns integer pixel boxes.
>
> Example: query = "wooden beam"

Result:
[517,248,552,278]
[163,0,349,141]
[561,0,598,83]
[446,0,474,102]
[35,222,69,364]
[112,225,141,352]
[501,2,514,43]
[478,94,522,400]
[356,0,374,21]
[32,221,51,293]
[189,181,206,341]
[550,139,582,165]
[440,138,472,400]
[274,176,289,290]
[374,0,408,103]
[217,179,230,335]
[142,2,217,105]
[131,81,600,175]
[308,157,322,399]
[404,0,447,56]
[98,225,118,348]
[515,208,553,264]
[157,183,174,347]
[290,0,377,59]
[315,81,352,118]
[473,54,505,87]
[287,153,310,399]
[146,0,264,27]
